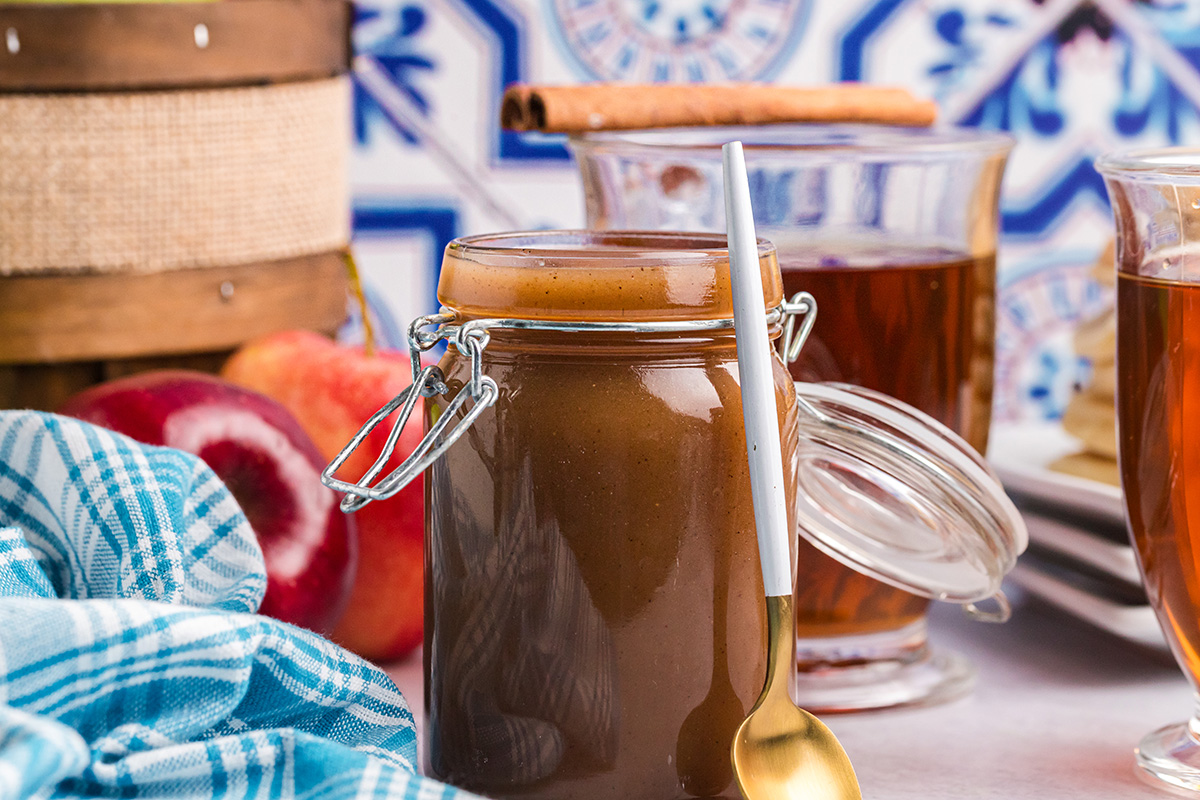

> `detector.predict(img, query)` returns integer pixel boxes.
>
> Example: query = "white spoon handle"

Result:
[723,141,792,600]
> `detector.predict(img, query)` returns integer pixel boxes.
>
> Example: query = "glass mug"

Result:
[1098,149,1200,793]
[323,230,1025,800]
[570,126,1013,712]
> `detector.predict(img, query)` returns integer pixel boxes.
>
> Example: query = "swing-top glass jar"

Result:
[423,230,795,800]
[323,230,1026,800]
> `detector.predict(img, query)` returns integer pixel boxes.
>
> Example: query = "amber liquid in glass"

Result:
[1119,270,1200,684]
[778,242,997,637]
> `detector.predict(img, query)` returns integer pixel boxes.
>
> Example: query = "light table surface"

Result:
[385,588,1192,798]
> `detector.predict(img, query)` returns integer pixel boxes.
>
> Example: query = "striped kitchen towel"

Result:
[0,411,478,800]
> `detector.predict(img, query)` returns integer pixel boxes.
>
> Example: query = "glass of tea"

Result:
[570,126,1013,712]
[1098,148,1200,793]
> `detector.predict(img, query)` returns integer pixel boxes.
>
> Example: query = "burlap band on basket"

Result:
[0,76,350,275]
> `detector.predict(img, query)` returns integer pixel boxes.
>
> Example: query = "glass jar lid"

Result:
[792,381,1026,610]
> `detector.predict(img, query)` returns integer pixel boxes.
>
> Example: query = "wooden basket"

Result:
[0,0,353,410]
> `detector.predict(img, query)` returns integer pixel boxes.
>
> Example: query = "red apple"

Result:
[58,371,356,634]
[221,331,424,663]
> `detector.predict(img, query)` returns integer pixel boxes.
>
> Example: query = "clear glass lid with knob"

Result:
[792,380,1025,619]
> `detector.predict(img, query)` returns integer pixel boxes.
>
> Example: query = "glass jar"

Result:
[323,229,1027,800]
[425,231,794,800]
[569,125,1012,712]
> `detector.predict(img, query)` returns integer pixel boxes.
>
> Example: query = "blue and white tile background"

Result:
[347,0,1200,422]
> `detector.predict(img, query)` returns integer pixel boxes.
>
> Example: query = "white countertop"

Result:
[385,586,1192,798]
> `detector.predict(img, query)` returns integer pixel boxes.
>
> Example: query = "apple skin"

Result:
[221,331,424,663]
[58,371,357,634]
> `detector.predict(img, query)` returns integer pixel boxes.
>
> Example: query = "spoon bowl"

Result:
[731,596,861,800]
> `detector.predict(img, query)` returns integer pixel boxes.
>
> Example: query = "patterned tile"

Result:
[348,0,1200,420]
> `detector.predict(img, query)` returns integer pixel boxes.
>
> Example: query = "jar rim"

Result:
[1096,147,1200,183]
[448,229,775,265]
[439,229,782,322]
[568,124,1014,161]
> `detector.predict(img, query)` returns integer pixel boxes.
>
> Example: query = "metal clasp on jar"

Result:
[321,293,817,512]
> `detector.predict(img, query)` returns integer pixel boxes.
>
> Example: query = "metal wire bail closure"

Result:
[780,291,816,364]
[321,310,500,513]
[321,294,816,511]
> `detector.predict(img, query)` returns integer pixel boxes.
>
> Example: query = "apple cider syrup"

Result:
[421,231,797,800]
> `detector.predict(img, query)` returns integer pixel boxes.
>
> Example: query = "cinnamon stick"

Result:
[500,83,938,133]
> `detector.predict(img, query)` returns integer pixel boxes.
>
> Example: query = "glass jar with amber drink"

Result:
[570,126,1012,711]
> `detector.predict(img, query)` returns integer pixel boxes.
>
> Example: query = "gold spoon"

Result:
[721,140,862,800]
[731,595,861,800]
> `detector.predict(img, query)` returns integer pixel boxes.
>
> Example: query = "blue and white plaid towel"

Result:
[0,411,477,800]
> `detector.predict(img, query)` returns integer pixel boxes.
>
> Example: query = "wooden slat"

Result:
[0,251,349,364]
[0,361,101,411]
[0,0,351,92]
[0,352,235,412]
